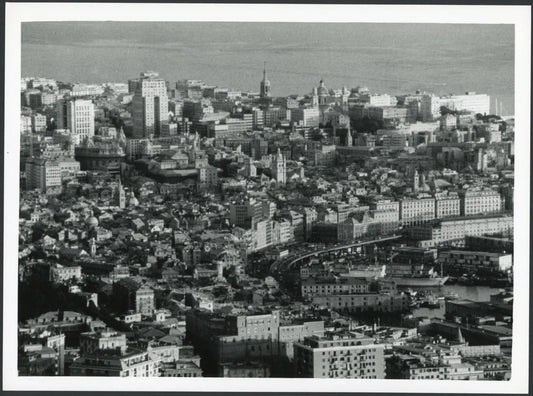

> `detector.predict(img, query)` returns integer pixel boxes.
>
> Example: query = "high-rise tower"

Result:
[260,62,271,98]
[131,71,169,138]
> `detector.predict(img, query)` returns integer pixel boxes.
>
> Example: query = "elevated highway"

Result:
[270,234,402,275]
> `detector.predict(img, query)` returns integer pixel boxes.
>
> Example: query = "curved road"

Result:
[270,234,402,275]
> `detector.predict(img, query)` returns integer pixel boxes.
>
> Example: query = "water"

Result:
[411,285,503,319]
[21,22,514,114]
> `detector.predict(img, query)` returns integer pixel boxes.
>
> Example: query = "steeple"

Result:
[263,61,267,82]
[260,61,271,98]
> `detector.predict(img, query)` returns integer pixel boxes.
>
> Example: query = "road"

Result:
[269,234,402,275]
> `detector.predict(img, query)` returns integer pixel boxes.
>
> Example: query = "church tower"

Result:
[260,62,271,98]
[116,177,126,209]
[312,87,319,108]
[413,169,419,192]
[271,148,286,185]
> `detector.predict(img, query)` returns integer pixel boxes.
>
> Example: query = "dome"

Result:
[86,216,99,227]
[317,79,328,97]
[129,196,139,207]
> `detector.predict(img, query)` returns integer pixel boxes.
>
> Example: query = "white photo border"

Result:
[4,2,531,393]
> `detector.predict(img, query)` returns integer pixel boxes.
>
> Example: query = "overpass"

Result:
[270,234,402,275]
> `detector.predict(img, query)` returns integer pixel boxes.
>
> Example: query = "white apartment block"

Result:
[291,107,320,127]
[400,198,436,226]
[460,189,503,216]
[56,99,95,141]
[435,196,461,219]
[408,215,513,248]
[25,157,62,193]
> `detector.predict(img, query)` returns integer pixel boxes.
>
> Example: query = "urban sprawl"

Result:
[18,67,513,380]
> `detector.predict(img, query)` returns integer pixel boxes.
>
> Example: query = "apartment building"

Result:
[459,188,503,216]
[294,335,385,379]
[301,277,370,298]
[400,198,436,226]
[408,214,513,248]
[439,250,512,273]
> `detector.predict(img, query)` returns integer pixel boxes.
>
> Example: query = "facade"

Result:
[79,330,127,354]
[311,293,409,313]
[408,214,513,247]
[49,264,82,283]
[74,143,125,175]
[291,108,320,127]
[301,278,370,298]
[25,157,62,194]
[439,250,512,273]
[132,71,169,138]
[459,189,503,216]
[113,279,155,316]
[400,198,436,226]
[31,113,47,132]
[69,348,161,377]
[435,195,461,219]
[56,98,95,140]
[294,335,386,379]
[198,166,218,187]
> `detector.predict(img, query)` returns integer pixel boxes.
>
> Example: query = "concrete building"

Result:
[305,144,336,167]
[25,157,62,194]
[439,250,512,273]
[49,264,82,283]
[69,348,161,377]
[79,330,127,354]
[312,293,409,313]
[291,107,320,127]
[301,277,370,298]
[198,166,218,188]
[294,334,386,378]
[435,194,461,219]
[132,71,169,138]
[113,278,155,316]
[56,98,95,140]
[229,198,264,228]
[459,188,503,216]
[400,198,436,226]
[408,214,513,247]
[31,113,47,133]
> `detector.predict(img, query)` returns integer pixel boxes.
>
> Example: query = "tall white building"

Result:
[271,148,287,184]
[56,99,95,141]
[291,107,320,127]
[132,71,169,138]
[421,92,490,122]
[25,157,62,194]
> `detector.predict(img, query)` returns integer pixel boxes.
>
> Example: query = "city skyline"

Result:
[21,22,514,114]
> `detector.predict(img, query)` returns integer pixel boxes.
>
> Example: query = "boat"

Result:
[342,265,386,279]
[385,264,448,287]
[386,275,449,287]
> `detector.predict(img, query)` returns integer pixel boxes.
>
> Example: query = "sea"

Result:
[411,285,504,319]
[21,22,515,115]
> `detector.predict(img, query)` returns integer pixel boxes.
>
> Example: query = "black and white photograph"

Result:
[3,2,531,394]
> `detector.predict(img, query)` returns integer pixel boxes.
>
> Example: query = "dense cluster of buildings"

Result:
[18,68,513,379]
